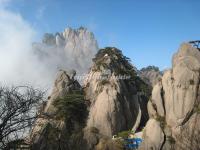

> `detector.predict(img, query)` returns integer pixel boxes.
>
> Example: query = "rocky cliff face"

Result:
[30,47,151,150]
[139,66,162,87]
[84,47,150,137]
[30,70,88,150]
[32,27,98,86]
[140,43,200,150]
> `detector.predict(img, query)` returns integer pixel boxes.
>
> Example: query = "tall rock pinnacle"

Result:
[84,47,151,137]
[140,43,200,150]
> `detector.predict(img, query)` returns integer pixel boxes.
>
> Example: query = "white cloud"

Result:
[0,6,53,90]
[0,2,98,90]
[0,8,35,84]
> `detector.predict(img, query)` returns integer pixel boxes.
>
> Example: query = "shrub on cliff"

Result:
[53,90,88,130]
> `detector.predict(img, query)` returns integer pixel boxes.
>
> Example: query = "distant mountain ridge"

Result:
[32,27,98,87]
[139,66,162,87]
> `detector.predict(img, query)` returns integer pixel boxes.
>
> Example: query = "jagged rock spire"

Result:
[140,43,200,150]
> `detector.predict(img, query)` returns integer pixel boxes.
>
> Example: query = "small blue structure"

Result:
[125,138,142,149]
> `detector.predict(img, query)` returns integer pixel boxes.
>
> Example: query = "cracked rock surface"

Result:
[140,43,200,150]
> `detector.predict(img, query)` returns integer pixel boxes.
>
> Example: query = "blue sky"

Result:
[4,0,200,69]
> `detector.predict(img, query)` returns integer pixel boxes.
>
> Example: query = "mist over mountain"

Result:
[32,27,98,86]
[1,0,200,149]
[33,27,98,73]
[0,21,98,89]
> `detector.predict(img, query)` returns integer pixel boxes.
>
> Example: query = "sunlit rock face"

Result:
[30,70,126,150]
[30,47,151,150]
[140,43,200,150]
[32,27,98,86]
[84,47,150,137]
[139,119,165,150]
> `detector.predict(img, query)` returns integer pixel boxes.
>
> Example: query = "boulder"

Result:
[139,119,165,150]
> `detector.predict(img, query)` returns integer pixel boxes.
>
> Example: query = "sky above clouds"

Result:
[0,0,200,72]
[0,0,37,85]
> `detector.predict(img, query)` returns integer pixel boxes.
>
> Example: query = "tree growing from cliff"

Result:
[53,90,88,133]
[0,86,44,149]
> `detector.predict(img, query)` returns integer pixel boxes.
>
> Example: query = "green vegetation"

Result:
[93,47,134,72]
[189,79,194,85]
[96,138,124,150]
[134,76,152,96]
[53,90,88,127]
[117,130,132,139]
[89,127,99,134]
[44,123,63,141]
[93,47,151,98]
[167,136,176,144]
[100,79,110,85]
[194,104,200,114]
[69,130,85,150]
[155,115,166,130]
[93,47,130,63]
[140,66,160,72]
[197,107,200,114]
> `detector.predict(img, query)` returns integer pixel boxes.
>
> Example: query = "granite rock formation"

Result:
[84,47,150,137]
[30,70,87,150]
[140,43,200,150]
[32,27,98,86]
[30,47,151,150]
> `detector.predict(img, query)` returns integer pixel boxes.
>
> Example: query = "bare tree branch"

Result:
[0,86,44,149]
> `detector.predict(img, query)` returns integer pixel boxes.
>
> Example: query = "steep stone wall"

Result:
[140,43,200,150]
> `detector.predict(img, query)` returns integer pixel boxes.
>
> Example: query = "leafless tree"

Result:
[0,86,44,149]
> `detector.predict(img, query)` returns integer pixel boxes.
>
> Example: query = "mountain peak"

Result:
[32,27,98,87]
[84,47,150,137]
